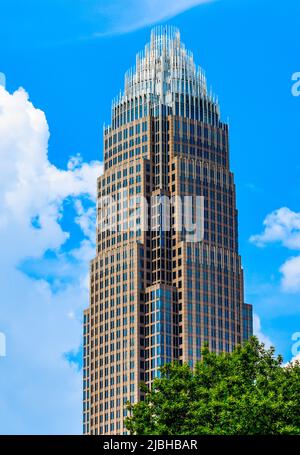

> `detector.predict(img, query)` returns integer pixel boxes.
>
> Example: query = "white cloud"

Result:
[0,72,5,88]
[95,0,214,36]
[0,85,102,434]
[251,207,300,293]
[289,353,300,363]
[283,352,300,367]
[253,314,272,349]
[280,255,300,293]
[250,207,300,250]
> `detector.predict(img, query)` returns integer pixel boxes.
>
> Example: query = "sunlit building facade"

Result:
[83,26,253,435]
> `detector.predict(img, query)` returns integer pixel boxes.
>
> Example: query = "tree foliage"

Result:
[125,337,300,435]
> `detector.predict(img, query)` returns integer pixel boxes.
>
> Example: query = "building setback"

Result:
[83,26,253,435]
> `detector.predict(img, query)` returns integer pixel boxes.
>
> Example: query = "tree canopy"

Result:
[125,337,300,435]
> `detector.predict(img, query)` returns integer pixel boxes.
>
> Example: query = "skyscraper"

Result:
[83,26,253,436]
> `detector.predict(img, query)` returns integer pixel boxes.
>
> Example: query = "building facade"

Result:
[83,26,253,435]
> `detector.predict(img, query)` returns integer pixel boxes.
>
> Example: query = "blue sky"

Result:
[0,0,300,434]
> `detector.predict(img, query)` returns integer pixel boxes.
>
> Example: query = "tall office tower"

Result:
[83,26,253,436]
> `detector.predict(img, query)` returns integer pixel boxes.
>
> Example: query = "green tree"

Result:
[125,337,300,435]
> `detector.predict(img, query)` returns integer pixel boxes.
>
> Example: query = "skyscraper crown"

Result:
[124,25,207,102]
[110,26,219,128]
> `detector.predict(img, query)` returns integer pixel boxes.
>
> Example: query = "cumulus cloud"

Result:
[280,256,300,293]
[0,85,102,434]
[0,72,5,88]
[250,207,300,250]
[251,207,300,292]
[253,314,272,349]
[284,332,300,366]
[289,353,300,364]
